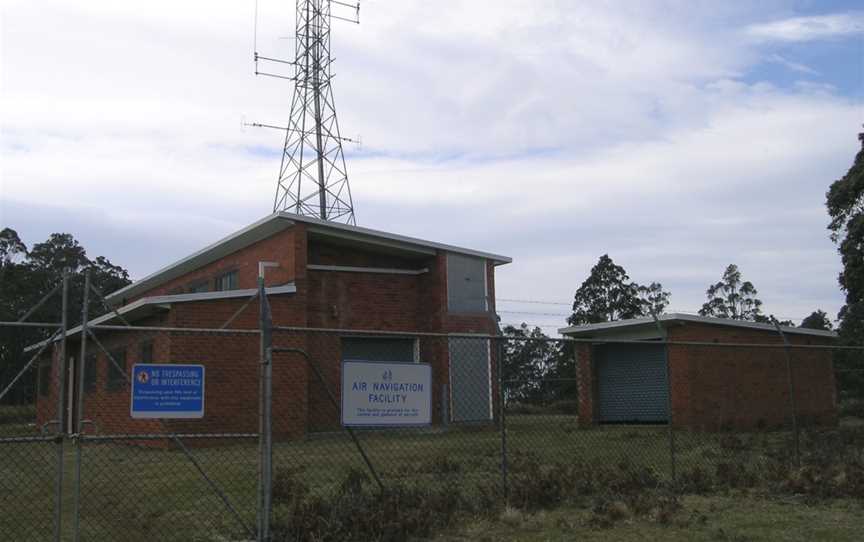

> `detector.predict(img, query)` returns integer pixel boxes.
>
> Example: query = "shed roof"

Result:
[559,313,837,339]
[105,212,512,306]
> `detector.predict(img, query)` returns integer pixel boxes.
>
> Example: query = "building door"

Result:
[448,338,492,422]
[594,343,668,423]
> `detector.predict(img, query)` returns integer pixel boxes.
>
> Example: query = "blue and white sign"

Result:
[341,361,431,427]
[130,364,205,419]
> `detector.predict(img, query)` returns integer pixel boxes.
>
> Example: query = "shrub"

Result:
[0,404,36,425]
[270,468,484,542]
[840,399,864,419]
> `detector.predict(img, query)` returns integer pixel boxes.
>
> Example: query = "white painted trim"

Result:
[149,284,296,304]
[483,260,489,312]
[307,264,429,275]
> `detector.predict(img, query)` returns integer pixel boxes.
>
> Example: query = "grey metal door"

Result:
[595,343,668,423]
[448,338,492,422]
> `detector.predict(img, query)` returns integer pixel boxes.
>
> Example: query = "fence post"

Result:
[257,275,273,542]
[52,270,68,542]
[650,312,676,483]
[773,320,800,467]
[441,383,449,428]
[497,339,508,506]
[72,270,90,542]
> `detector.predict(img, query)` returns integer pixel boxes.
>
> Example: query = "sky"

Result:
[1,0,863,334]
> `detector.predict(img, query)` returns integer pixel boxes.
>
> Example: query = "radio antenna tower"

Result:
[253,0,360,224]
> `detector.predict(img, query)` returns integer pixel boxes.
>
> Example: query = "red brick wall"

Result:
[303,250,500,430]
[36,313,169,436]
[668,323,836,430]
[40,224,504,437]
[574,322,837,431]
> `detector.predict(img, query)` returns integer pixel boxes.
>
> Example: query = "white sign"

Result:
[341,361,432,427]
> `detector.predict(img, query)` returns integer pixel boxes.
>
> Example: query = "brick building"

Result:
[35,212,511,437]
[560,314,837,430]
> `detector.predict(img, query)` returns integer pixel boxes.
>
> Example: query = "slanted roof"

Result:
[106,212,512,306]
[25,284,296,352]
[559,313,837,339]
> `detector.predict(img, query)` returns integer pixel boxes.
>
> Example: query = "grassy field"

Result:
[439,495,864,542]
[0,414,861,541]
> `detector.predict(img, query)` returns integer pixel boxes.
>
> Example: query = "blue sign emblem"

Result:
[130,364,205,419]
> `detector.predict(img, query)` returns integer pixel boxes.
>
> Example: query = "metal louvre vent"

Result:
[341,337,417,363]
[449,337,492,422]
[447,253,486,313]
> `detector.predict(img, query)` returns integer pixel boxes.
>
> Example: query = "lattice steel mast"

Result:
[266,0,357,224]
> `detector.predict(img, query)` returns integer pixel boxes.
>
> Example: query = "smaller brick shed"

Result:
[32,212,511,437]
[559,314,838,430]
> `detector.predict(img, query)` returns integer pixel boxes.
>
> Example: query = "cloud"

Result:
[1,1,859,334]
[766,53,819,75]
[746,13,864,42]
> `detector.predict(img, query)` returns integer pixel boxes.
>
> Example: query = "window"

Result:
[83,354,97,392]
[446,253,487,313]
[106,348,126,392]
[38,362,52,397]
[188,280,210,294]
[140,341,153,364]
[214,270,239,291]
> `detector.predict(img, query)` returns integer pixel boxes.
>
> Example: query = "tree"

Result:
[698,264,764,321]
[567,255,669,325]
[637,282,671,317]
[28,233,88,275]
[826,130,864,399]
[501,324,562,404]
[827,130,864,343]
[800,310,833,331]
[0,228,27,265]
[0,230,131,405]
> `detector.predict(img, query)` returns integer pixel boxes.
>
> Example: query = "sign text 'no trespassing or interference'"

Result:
[341,361,432,426]
[130,364,205,419]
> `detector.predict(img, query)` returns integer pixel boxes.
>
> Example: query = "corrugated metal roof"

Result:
[559,313,837,339]
[106,212,511,305]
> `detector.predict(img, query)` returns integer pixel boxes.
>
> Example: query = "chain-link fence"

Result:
[2,273,863,540]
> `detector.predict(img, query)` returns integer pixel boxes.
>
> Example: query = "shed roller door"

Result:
[595,344,668,423]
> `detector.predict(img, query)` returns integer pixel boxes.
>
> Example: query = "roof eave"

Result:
[559,313,838,339]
